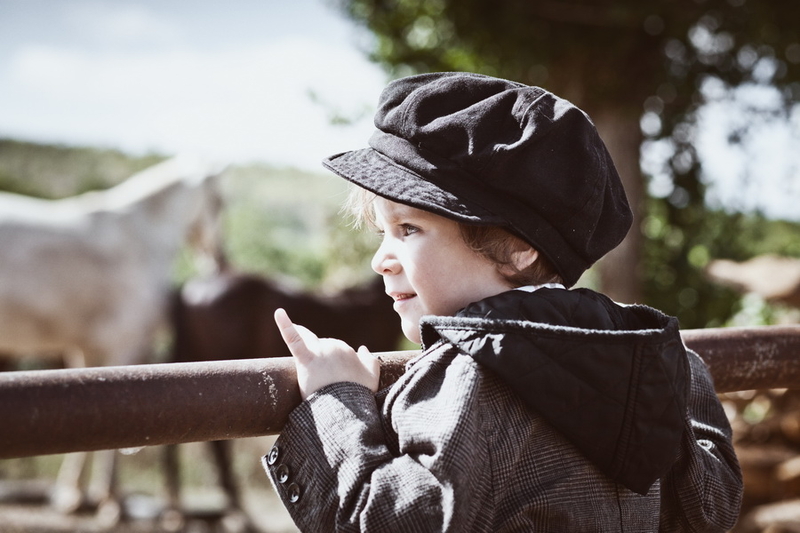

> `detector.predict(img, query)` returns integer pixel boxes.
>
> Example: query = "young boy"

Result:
[264,72,742,531]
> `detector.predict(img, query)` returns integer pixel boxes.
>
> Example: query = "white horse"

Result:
[0,155,227,521]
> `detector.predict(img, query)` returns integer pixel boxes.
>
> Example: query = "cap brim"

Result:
[323,147,504,226]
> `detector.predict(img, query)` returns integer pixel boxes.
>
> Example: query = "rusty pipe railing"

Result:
[1,326,799,460]
[682,325,800,392]
[0,352,411,460]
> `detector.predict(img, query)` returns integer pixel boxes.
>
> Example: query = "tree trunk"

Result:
[591,109,644,304]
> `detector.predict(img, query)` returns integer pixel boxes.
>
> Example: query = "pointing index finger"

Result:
[273,308,311,361]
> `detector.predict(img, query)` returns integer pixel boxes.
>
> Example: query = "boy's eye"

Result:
[374,223,419,238]
[400,224,419,236]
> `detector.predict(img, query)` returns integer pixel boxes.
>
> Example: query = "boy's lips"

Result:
[388,292,416,307]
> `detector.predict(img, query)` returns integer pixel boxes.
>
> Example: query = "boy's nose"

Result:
[371,244,400,275]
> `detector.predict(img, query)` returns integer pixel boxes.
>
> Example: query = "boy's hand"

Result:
[274,308,381,400]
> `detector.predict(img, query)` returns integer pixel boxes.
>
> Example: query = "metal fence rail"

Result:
[1,325,799,460]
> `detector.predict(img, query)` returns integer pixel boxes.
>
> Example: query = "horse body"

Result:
[0,156,225,368]
[0,155,226,521]
[172,271,402,363]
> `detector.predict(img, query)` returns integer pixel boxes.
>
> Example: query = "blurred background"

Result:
[1,0,799,531]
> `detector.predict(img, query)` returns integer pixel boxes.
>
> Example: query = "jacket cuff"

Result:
[262,381,381,522]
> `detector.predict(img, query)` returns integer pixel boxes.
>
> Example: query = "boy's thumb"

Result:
[357,345,374,357]
[357,345,381,391]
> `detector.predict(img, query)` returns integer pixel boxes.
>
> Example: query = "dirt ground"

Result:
[0,437,299,533]
[0,492,296,533]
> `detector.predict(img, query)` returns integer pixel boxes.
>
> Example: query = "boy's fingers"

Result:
[273,308,312,362]
[357,345,381,385]
[357,345,373,359]
[273,307,290,327]
[362,346,380,368]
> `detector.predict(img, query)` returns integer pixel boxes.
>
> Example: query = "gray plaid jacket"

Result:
[264,289,742,532]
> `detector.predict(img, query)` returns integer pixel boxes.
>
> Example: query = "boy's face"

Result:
[371,198,511,344]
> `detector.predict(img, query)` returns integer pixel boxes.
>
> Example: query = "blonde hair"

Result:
[344,185,563,287]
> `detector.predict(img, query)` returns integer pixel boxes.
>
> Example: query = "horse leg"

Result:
[160,444,186,531]
[164,444,181,510]
[51,452,87,513]
[89,449,123,526]
[210,440,241,510]
[50,345,90,513]
[62,345,86,369]
[210,440,256,532]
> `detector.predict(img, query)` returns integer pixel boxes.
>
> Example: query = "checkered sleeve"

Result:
[262,346,490,532]
[659,349,744,532]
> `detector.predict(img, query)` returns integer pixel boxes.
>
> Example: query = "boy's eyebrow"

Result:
[385,202,436,221]
[378,203,413,222]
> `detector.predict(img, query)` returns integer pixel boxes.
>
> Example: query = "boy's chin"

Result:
[401,321,422,345]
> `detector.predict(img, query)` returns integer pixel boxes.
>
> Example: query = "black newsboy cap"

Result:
[323,71,632,287]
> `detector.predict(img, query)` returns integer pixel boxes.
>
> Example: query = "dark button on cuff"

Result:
[287,482,301,504]
[267,445,280,466]
[276,464,290,484]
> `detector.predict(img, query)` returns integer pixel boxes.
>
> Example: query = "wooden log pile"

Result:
[707,254,800,531]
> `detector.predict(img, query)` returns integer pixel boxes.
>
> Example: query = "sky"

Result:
[1,0,798,220]
[696,86,800,220]
[0,0,388,171]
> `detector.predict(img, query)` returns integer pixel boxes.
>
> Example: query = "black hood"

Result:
[419,288,688,496]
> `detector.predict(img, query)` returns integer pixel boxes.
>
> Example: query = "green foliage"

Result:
[333,0,800,328]
[642,190,800,328]
[220,164,375,289]
[0,138,165,198]
[334,0,799,109]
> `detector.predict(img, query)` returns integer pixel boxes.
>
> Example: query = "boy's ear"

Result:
[502,247,539,275]
[511,248,539,270]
